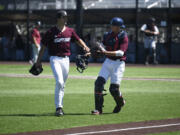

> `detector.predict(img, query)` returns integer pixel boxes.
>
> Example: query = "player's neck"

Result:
[57,25,66,32]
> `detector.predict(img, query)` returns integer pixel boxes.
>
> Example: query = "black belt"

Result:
[59,56,68,58]
[108,57,120,61]
[52,55,68,58]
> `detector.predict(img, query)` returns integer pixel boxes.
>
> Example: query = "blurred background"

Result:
[0,0,180,64]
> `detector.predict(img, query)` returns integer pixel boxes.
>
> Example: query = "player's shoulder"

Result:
[118,31,127,39]
[32,28,37,33]
[103,31,111,39]
[104,31,111,36]
[66,26,76,32]
[142,24,147,27]
[154,25,159,29]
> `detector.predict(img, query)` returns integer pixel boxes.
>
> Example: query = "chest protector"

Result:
[104,31,126,51]
[145,24,155,37]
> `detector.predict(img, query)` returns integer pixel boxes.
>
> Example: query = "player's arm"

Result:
[32,36,40,48]
[141,24,159,35]
[144,30,157,35]
[71,29,90,53]
[32,30,40,48]
[153,26,159,35]
[76,39,90,53]
[36,45,46,66]
[102,50,124,57]
[102,36,128,57]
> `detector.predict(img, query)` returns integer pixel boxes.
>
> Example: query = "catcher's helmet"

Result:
[111,17,125,28]
[148,17,156,24]
[57,10,67,18]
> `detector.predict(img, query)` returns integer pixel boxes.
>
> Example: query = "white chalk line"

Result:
[65,123,180,135]
[0,73,180,81]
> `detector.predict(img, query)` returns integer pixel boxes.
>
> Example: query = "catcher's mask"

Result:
[76,55,89,73]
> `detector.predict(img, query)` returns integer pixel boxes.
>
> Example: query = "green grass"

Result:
[0,63,180,78]
[148,131,180,135]
[0,64,180,134]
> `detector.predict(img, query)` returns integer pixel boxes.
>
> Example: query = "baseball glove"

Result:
[29,63,43,76]
[76,54,89,73]
[90,41,106,58]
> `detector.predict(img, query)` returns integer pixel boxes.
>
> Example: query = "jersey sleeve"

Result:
[71,29,80,41]
[140,24,147,31]
[41,30,51,47]
[154,26,159,35]
[119,36,128,53]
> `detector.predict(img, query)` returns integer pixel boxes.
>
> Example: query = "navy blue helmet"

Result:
[110,17,125,28]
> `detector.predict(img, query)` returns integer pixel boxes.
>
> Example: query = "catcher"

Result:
[30,10,90,116]
[91,17,128,115]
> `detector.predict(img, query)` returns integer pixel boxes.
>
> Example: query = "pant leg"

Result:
[32,44,40,63]
[110,60,125,107]
[50,56,66,108]
[98,58,111,81]
[111,60,125,85]
[144,37,151,63]
[59,57,70,106]
[60,57,70,84]
[151,40,157,63]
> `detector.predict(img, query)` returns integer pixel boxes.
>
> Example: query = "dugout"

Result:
[0,0,180,64]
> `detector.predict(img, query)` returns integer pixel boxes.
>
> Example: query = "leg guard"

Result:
[94,76,106,113]
[109,84,124,108]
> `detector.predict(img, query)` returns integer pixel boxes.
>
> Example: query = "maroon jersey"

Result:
[32,28,41,44]
[103,31,128,61]
[41,26,80,56]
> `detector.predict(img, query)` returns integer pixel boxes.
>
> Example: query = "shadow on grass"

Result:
[0,112,113,117]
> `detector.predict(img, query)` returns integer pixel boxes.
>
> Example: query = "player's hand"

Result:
[85,52,91,57]
[84,46,90,53]
[36,45,40,49]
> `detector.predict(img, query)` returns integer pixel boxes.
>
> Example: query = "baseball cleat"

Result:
[91,110,102,115]
[113,99,125,113]
[55,107,64,116]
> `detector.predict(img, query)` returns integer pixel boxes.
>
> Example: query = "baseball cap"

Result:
[57,10,67,18]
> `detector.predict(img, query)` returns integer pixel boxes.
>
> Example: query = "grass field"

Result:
[0,63,180,134]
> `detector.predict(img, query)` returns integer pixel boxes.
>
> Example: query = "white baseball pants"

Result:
[32,44,41,63]
[99,58,125,85]
[50,56,69,109]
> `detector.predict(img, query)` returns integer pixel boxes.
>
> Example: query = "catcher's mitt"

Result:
[76,55,89,73]
[90,41,106,58]
[29,63,43,76]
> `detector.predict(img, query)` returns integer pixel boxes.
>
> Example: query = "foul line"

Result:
[66,123,180,135]
[0,73,180,82]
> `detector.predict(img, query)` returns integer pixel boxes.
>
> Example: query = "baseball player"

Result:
[140,17,159,65]
[30,21,41,64]
[91,17,128,115]
[35,10,90,116]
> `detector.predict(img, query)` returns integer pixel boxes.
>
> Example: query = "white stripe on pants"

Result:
[50,56,69,108]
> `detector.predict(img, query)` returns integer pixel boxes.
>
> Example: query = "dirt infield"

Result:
[9,118,180,135]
